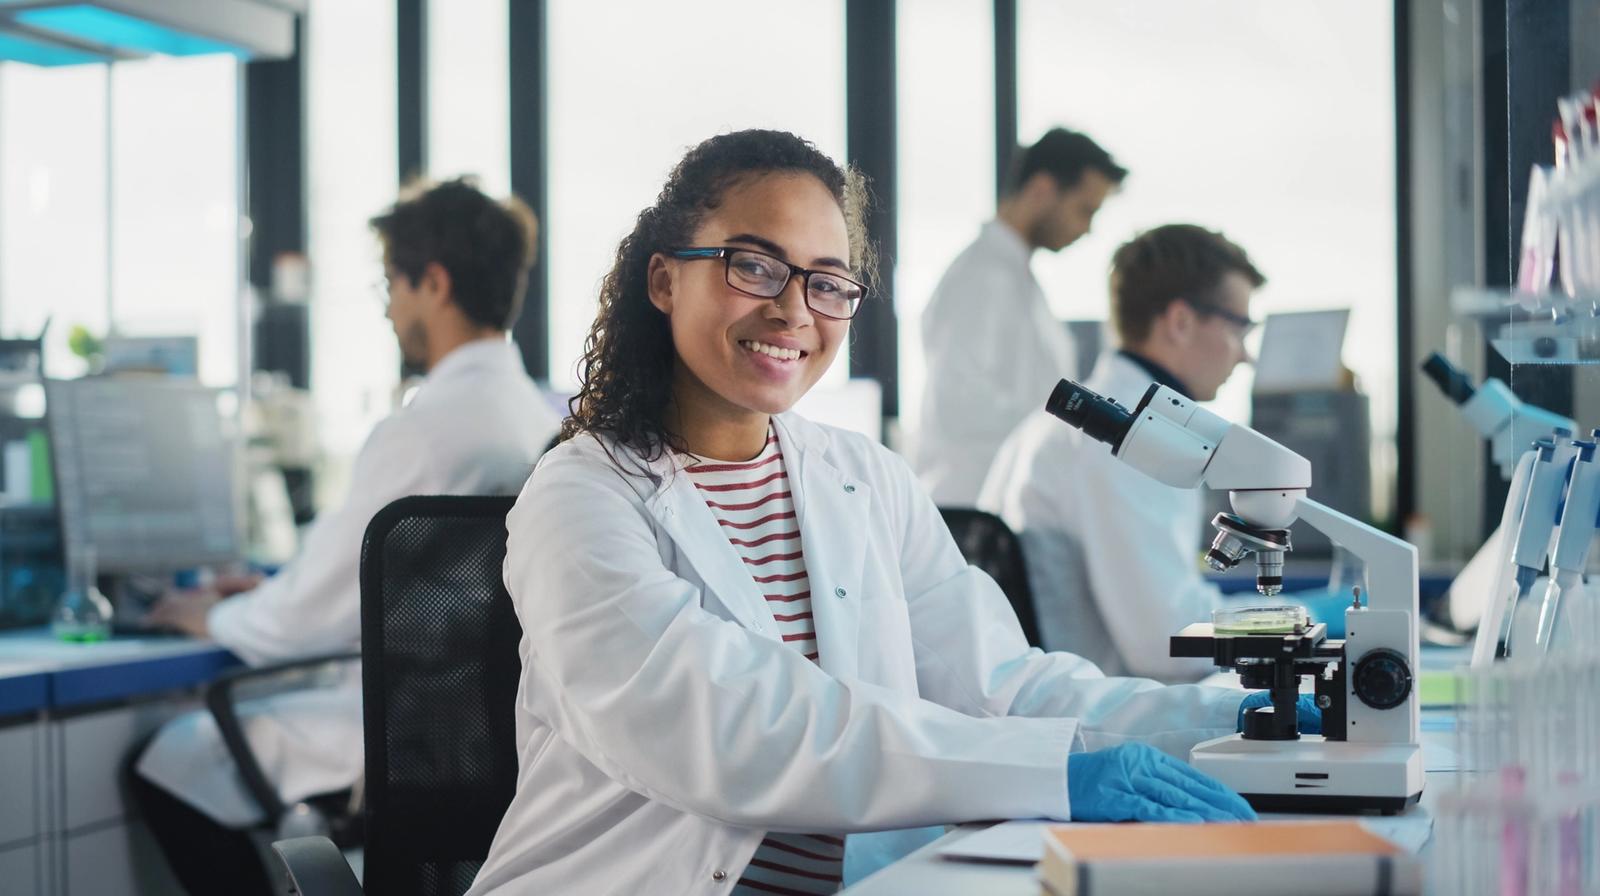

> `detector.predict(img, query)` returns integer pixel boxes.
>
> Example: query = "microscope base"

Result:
[1190,734,1424,815]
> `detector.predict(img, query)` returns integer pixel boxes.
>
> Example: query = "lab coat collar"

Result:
[1115,349,1193,400]
[622,412,832,501]
[980,219,1035,269]
[626,413,866,678]
[423,336,523,385]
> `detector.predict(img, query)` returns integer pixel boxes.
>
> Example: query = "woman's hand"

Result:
[1066,742,1257,822]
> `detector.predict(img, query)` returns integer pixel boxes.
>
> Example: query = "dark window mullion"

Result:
[845,0,899,426]
[509,0,549,382]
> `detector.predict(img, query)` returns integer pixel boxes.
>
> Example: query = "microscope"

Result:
[1420,352,1573,480]
[1419,352,1583,662]
[1046,378,1423,814]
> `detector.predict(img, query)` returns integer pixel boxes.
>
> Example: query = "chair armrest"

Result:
[205,651,361,823]
[271,836,364,896]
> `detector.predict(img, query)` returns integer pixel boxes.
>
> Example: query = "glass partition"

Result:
[0,64,108,379]
[544,0,847,392]
[895,0,994,447]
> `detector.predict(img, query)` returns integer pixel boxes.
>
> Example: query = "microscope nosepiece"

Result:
[1046,379,1134,451]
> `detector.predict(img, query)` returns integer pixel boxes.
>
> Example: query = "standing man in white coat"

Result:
[980,224,1267,680]
[132,178,561,896]
[915,127,1125,506]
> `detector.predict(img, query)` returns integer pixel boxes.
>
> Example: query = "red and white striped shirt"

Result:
[684,429,844,895]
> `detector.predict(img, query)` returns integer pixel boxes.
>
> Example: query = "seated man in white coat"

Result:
[132,178,562,896]
[980,224,1266,681]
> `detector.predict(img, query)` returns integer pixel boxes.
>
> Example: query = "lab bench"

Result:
[841,722,1461,895]
[843,644,1473,895]
[0,630,239,896]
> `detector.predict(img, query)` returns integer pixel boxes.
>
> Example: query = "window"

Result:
[545,0,848,392]
[0,63,109,378]
[427,0,510,196]
[305,0,398,463]
[895,0,994,444]
[1018,1,1397,517]
[109,55,240,387]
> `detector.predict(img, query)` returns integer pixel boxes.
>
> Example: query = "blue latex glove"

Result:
[1066,742,1257,822]
[1237,691,1323,735]
[1295,589,1352,638]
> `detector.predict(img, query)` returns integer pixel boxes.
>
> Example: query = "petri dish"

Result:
[1212,605,1308,634]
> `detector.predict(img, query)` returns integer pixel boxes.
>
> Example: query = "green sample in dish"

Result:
[1212,605,1309,634]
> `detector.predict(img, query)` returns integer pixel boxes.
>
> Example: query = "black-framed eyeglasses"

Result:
[371,276,393,309]
[1188,301,1257,335]
[670,247,867,321]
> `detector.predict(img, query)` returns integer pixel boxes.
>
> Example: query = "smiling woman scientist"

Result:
[467,130,1302,896]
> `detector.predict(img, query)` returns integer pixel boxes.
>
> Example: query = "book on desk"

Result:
[1037,820,1420,896]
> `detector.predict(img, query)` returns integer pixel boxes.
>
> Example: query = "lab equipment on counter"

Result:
[1474,435,1577,665]
[1046,377,1423,813]
[1535,438,1600,654]
[46,377,241,574]
[1435,655,1600,896]
[51,542,110,642]
[1419,352,1578,646]
[46,377,243,627]
[1420,352,1573,480]
[0,329,60,629]
[1456,85,1600,363]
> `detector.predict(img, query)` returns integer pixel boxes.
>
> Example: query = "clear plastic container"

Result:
[52,543,111,642]
[1212,604,1308,635]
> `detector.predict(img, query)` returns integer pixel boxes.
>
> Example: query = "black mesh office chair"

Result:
[937,507,1041,648]
[271,494,523,896]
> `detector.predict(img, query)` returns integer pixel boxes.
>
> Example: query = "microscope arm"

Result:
[1292,497,1419,618]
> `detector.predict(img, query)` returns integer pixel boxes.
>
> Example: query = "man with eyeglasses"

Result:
[914,127,1126,507]
[979,224,1339,681]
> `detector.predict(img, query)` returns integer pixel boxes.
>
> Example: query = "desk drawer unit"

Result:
[57,703,188,832]
[0,840,42,896]
[0,720,41,849]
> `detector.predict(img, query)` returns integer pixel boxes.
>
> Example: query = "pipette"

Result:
[1536,438,1600,653]
[1497,437,1575,659]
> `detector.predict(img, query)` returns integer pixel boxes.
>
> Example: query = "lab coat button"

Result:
[843,483,856,493]
[712,870,727,882]
[834,587,847,598]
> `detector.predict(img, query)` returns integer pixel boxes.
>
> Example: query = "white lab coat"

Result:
[137,339,560,826]
[914,220,1076,507]
[978,352,1222,681]
[467,412,1244,895]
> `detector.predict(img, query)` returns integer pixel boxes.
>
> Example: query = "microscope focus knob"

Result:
[1352,649,1413,710]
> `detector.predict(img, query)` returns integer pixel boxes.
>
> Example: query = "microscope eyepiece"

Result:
[1046,379,1134,452]
[1421,352,1476,405]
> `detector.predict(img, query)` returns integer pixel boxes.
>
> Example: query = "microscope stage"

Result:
[1190,734,1424,815]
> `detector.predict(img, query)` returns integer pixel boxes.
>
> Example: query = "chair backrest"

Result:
[937,507,1041,648]
[360,495,521,896]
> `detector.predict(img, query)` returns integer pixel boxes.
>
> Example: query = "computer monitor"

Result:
[46,378,241,573]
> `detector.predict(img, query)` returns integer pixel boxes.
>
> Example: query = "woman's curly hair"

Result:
[560,129,875,462]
